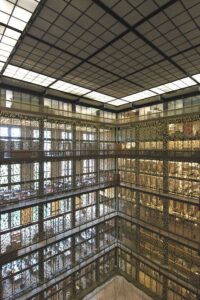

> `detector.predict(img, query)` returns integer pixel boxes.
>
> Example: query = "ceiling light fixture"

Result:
[109,99,128,106]
[2,66,199,106]
[4,65,55,86]
[85,91,116,103]
[122,90,156,102]
[0,0,40,70]
[192,74,200,83]
[150,77,196,94]
[50,80,91,96]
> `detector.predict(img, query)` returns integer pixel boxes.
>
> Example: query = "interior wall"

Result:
[83,276,153,300]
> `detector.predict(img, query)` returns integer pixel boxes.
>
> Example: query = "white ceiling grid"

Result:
[4,64,55,86]
[0,0,40,70]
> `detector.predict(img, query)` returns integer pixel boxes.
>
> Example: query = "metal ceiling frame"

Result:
[0,0,199,110]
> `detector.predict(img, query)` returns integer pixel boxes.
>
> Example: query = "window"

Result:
[61,160,72,177]
[44,162,51,179]
[0,165,8,186]
[44,130,51,151]
[61,131,72,140]
[83,133,95,141]
[83,159,95,174]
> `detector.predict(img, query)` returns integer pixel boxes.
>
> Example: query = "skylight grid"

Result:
[0,0,40,73]
[122,90,156,102]
[50,81,91,96]
[0,0,40,31]
[150,77,197,94]
[3,65,55,86]
[0,25,21,65]
[192,74,200,83]
[109,99,128,106]
[2,67,199,106]
[85,91,116,103]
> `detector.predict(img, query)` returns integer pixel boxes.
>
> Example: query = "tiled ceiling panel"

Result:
[172,46,200,75]
[126,61,185,91]
[27,0,126,60]
[10,36,81,78]
[62,62,119,91]
[1,0,200,107]
[97,79,142,98]
[137,1,200,56]
[100,0,160,26]
[88,31,163,77]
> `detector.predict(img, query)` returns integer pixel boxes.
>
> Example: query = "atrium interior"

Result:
[0,0,199,300]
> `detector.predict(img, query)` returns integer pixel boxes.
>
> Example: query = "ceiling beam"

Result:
[52,0,179,84]
[0,0,181,101]
[93,0,189,78]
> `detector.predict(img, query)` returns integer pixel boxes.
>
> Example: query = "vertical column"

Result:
[71,235,76,299]
[114,126,119,212]
[135,224,140,283]
[115,215,118,243]
[71,109,76,247]
[114,246,118,274]
[135,124,140,282]
[135,132,140,223]
[135,155,140,221]
[96,190,99,220]
[72,122,76,190]
[62,279,68,300]
[71,106,76,293]
[7,126,12,192]
[71,195,76,230]
[0,265,3,300]
[96,257,100,285]
[71,234,76,268]
[115,185,119,214]
[96,126,100,184]
[38,115,44,239]
[162,115,169,300]
[38,97,44,299]
[71,273,76,300]
[135,123,140,195]
[95,224,100,283]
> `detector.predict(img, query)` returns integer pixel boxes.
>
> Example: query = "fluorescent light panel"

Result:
[2,66,199,107]
[0,0,40,31]
[192,74,200,83]
[150,77,196,94]
[123,90,156,102]
[0,25,21,66]
[86,91,116,103]
[50,80,91,96]
[4,65,55,86]
[0,0,40,69]
[122,77,197,103]
[109,99,128,106]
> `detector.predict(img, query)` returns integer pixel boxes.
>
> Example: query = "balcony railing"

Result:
[118,104,200,124]
[0,98,116,124]
[1,97,200,125]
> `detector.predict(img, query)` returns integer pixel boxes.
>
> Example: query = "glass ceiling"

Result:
[1,0,200,107]
[0,0,40,70]
[3,63,200,106]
